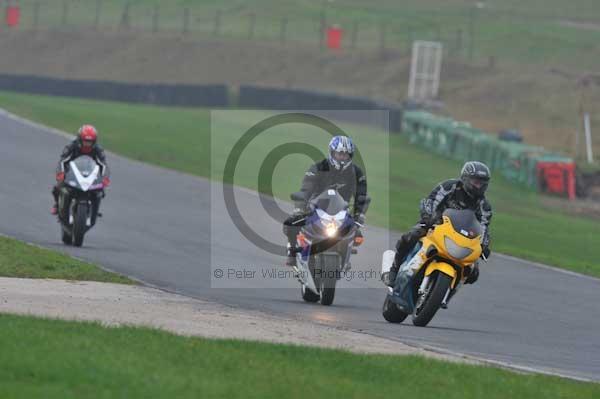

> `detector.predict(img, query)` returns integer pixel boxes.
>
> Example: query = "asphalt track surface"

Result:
[1,110,599,381]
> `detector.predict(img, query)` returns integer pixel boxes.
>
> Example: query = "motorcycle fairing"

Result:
[390,242,423,313]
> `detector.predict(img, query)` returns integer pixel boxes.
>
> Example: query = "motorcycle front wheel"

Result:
[319,277,336,306]
[412,272,452,327]
[72,203,89,247]
[301,284,320,303]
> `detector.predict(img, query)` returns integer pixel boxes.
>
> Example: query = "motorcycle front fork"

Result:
[417,275,460,309]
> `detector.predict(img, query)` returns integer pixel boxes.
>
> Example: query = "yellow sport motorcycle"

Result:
[381,209,483,327]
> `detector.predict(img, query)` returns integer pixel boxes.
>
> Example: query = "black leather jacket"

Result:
[299,159,368,217]
[419,179,492,249]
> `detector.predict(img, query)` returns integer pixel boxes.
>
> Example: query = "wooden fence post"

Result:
[351,20,358,49]
[152,5,159,33]
[213,10,221,36]
[33,1,40,30]
[119,3,131,31]
[183,7,190,34]
[61,0,68,27]
[247,13,255,39]
[280,17,288,43]
[94,0,102,30]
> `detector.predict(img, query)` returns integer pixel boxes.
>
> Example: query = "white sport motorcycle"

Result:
[57,155,106,247]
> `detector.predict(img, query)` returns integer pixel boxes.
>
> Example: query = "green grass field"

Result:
[0,235,134,283]
[16,0,600,70]
[0,313,596,398]
[0,91,598,276]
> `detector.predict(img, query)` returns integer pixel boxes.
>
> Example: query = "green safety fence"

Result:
[402,111,572,189]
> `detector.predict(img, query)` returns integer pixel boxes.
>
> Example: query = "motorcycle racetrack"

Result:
[0,110,599,381]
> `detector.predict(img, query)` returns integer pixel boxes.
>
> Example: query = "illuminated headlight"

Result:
[317,209,345,237]
[325,222,338,237]
[444,236,473,259]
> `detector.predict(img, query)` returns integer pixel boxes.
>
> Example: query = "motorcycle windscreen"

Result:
[442,209,482,239]
[66,155,102,191]
[311,189,348,215]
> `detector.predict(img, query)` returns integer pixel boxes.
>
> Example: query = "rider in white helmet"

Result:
[283,136,368,267]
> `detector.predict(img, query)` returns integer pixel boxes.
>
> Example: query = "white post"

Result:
[407,42,420,100]
[408,41,443,102]
[584,113,594,163]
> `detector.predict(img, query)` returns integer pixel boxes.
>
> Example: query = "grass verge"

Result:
[0,313,597,399]
[0,91,598,276]
[0,235,134,284]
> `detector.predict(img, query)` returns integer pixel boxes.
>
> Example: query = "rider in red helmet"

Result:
[51,125,110,215]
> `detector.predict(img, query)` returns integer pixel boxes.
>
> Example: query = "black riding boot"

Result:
[283,220,302,267]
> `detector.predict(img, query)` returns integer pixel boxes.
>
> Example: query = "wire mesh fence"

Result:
[7,0,491,62]
[3,0,600,69]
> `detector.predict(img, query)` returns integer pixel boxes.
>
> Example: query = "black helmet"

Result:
[460,161,491,199]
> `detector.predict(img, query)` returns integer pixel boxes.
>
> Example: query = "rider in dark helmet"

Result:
[51,125,110,215]
[283,135,368,267]
[385,161,493,286]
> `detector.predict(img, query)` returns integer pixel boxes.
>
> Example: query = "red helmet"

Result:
[78,125,97,153]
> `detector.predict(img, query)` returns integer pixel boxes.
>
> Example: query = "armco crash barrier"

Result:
[238,85,403,132]
[0,74,229,108]
[403,111,577,198]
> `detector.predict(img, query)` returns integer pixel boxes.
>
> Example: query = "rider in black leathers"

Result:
[283,136,368,267]
[385,161,493,286]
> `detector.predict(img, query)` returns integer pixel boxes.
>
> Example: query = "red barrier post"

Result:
[536,161,577,200]
[327,25,343,50]
[6,5,20,28]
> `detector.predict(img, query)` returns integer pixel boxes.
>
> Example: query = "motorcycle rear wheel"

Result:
[382,295,408,323]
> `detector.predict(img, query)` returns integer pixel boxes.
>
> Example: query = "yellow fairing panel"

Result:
[425,261,458,287]
[427,216,482,264]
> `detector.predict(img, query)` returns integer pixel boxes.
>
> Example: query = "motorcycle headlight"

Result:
[317,209,343,237]
[444,236,473,260]
[325,222,338,237]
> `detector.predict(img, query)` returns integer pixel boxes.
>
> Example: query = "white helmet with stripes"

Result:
[328,136,354,171]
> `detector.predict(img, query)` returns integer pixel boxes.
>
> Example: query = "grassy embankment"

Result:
[0,235,133,283]
[0,314,597,398]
